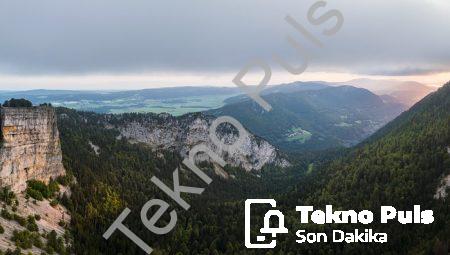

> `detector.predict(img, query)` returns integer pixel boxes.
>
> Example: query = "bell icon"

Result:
[257,209,288,241]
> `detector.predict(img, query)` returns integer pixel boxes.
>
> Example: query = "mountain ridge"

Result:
[208,85,406,151]
[282,82,450,253]
[335,78,437,107]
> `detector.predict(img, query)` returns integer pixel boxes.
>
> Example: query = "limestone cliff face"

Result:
[0,107,65,192]
[108,112,290,171]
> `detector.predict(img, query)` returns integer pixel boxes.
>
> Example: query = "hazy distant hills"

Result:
[2,79,434,152]
[333,78,437,107]
[1,81,420,151]
[0,87,240,101]
[1,79,434,115]
[208,85,406,151]
[224,81,328,104]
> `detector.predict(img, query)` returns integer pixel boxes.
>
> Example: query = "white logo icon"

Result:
[245,199,288,249]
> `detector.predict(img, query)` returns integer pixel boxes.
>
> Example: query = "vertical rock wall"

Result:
[0,107,65,192]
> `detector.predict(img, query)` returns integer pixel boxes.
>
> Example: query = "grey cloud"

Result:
[0,0,449,75]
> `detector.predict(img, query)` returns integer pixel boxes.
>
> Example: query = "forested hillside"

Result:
[56,82,449,254]
[56,108,305,254]
[279,82,450,254]
[208,86,405,152]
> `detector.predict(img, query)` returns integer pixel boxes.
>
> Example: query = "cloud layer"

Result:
[0,0,449,77]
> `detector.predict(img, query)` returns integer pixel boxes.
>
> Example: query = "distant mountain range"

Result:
[3,79,435,151]
[225,78,435,107]
[223,81,328,105]
[208,85,406,151]
[0,79,435,114]
[0,87,240,101]
[333,78,437,107]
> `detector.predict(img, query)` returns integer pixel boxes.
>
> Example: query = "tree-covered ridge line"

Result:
[279,82,450,254]
[1,98,33,108]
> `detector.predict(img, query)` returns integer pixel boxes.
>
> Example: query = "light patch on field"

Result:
[434,174,450,199]
[307,163,314,174]
[286,127,312,143]
[89,141,100,156]
[335,122,353,127]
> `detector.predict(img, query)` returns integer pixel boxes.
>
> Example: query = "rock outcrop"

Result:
[107,112,289,171]
[434,146,450,199]
[434,174,450,199]
[0,191,71,253]
[0,107,65,192]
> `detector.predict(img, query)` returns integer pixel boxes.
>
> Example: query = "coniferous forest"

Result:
[53,83,450,254]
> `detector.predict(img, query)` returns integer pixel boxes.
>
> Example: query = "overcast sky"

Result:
[0,0,449,90]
